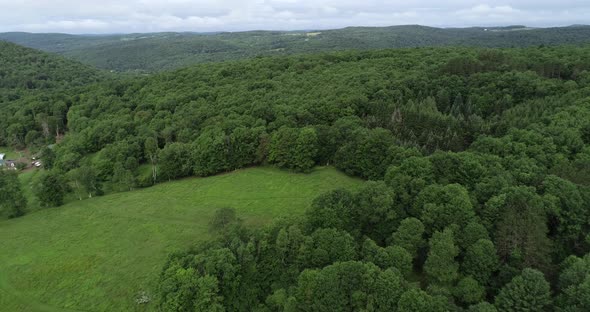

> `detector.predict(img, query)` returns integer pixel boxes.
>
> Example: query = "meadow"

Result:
[0,166,361,311]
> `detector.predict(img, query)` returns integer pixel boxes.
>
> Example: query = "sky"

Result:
[0,1,589,34]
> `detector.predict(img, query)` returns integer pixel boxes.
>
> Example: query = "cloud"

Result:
[0,1,588,33]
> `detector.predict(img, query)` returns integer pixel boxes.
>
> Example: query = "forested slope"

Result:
[2,25,590,72]
[0,41,102,149]
[1,42,590,310]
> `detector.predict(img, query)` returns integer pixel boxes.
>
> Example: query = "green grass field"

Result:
[0,147,21,160]
[0,167,361,311]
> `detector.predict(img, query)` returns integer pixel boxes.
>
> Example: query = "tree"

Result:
[292,127,318,173]
[193,275,225,312]
[424,228,459,286]
[296,261,402,312]
[415,183,475,234]
[362,238,412,277]
[192,128,230,177]
[144,136,159,184]
[555,254,590,311]
[397,288,447,312]
[352,181,396,242]
[390,217,425,258]
[0,170,26,219]
[33,170,68,207]
[67,165,99,200]
[39,146,56,169]
[455,276,485,306]
[460,221,491,250]
[385,156,435,218]
[268,127,299,169]
[495,268,551,312]
[541,175,588,257]
[468,302,498,312]
[462,239,499,285]
[300,228,356,269]
[305,188,355,232]
[111,162,136,192]
[268,127,318,172]
[334,128,394,180]
[158,142,192,181]
[492,187,552,270]
[208,207,241,235]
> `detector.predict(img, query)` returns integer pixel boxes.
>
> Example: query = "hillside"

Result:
[2,25,590,72]
[1,42,590,311]
[0,41,102,149]
[0,167,361,311]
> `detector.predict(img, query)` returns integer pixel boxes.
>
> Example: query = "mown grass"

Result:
[0,146,21,160]
[0,166,361,311]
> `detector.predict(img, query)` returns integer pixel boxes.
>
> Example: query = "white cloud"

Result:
[0,1,588,33]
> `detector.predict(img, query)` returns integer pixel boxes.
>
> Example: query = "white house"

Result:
[0,153,5,160]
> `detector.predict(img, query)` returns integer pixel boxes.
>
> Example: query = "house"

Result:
[1,159,17,170]
[0,153,5,167]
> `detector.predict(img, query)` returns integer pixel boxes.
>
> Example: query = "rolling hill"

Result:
[2,25,590,72]
[0,166,361,311]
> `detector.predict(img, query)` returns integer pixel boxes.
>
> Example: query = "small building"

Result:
[0,153,5,167]
[2,160,17,170]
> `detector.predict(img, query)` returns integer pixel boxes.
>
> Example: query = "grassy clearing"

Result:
[0,147,22,160]
[0,166,361,311]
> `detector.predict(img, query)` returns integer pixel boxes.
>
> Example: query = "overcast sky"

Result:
[0,1,588,34]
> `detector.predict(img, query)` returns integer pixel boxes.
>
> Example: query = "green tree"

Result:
[33,170,67,207]
[424,228,459,286]
[455,276,485,305]
[495,268,551,312]
[353,181,396,242]
[305,188,355,232]
[144,136,159,184]
[362,238,412,277]
[292,127,318,173]
[299,228,356,268]
[492,187,552,270]
[390,217,425,258]
[268,127,318,172]
[67,165,99,200]
[192,128,229,177]
[555,254,590,312]
[468,302,498,312]
[462,239,499,285]
[334,128,394,180]
[158,142,192,181]
[111,162,136,192]
[415,183,475,234]
[0,170,26,218]
[208,207,241,236]
[194,275,225,312]
[397,288,446,312]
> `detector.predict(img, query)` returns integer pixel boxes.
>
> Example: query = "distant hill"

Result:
[0,40,100,90]
[0,41,101,148]
[1,25,590,72]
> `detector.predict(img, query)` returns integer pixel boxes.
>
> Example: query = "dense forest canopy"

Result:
[1,38,590,311]
[2,25,590,72]
[0,41,102,151]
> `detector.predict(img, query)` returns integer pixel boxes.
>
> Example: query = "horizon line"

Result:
[1,23,588,36]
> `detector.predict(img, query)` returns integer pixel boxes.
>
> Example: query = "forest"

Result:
[1,38,590,311]
[2,25,590,72]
